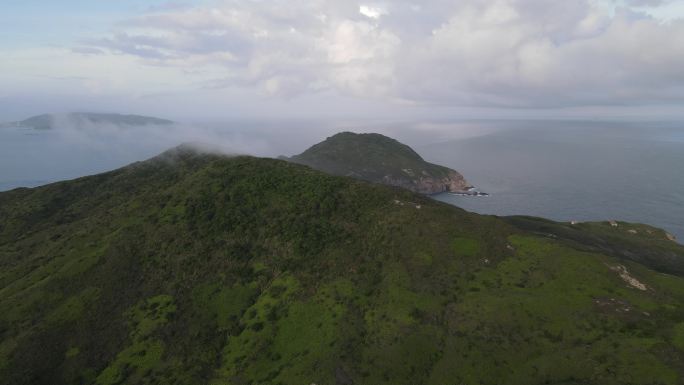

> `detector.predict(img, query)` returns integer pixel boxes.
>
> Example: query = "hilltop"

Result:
[6,112,174,130]
[1,145,684,385]
[288,132,473,194]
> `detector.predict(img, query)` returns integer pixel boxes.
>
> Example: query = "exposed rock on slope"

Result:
[288,132,472,194]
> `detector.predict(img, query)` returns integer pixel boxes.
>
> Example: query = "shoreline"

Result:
[449,186,489,197]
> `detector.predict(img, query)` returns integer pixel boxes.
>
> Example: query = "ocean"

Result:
[423,121,684,241]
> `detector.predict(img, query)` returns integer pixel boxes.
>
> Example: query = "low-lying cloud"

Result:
[0,116,280,191]
[45,115,274,157]
[1,110,519,191]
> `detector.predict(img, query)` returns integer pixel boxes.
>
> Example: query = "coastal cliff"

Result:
[288,132,472,194]
[381,169,470,194]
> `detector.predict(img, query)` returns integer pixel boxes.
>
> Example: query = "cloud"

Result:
[45,114,274,157]
[77,0,684,108]
[624,0,673,6]
[396,2,684,107]
[359,5,388,19]
[0,115,284,191]
[71,47,106,55]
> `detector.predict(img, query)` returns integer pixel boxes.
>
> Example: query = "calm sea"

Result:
[424,121,684,241]
[1,120,682,241]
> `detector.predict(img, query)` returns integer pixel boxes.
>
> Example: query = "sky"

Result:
[2,0,684,122]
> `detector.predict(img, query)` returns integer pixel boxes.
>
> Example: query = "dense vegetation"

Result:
[288,132,470,193]
[1,145,684,385]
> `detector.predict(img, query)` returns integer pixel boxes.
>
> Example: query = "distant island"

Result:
[5,112,174,130]
[286,132,483,195]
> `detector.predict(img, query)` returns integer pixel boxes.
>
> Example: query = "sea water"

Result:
[425,121,684,241]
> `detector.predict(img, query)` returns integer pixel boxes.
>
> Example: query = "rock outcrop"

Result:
[382,169,470,195]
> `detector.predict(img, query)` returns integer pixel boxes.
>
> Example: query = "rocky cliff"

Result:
[381,169,470,194]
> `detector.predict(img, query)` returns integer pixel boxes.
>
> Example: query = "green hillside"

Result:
[1,145,684,385]
[288,132,471,194]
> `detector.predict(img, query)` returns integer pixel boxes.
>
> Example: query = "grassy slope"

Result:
[505,216,684,276]
[1,146,684,385]
[289,132,458,181]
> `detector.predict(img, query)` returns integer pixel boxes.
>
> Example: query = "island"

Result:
[5,112,174,130]
[286,132,477,195]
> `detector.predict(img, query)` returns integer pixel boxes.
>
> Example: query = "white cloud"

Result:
[359,5,387,19]
[23,0,684,111]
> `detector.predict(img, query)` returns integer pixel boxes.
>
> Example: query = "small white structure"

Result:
[609,220,618,227]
